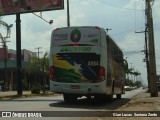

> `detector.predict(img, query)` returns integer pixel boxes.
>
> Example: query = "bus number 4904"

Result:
[88,61,99,66]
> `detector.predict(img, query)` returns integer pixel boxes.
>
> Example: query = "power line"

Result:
[112,21,160,36]
[124,50,144,55]
[94,0,144,11]
[156,49,160,53]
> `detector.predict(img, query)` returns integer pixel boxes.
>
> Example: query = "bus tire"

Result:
[63,93,77,103]
[116,94,121,99]
[107,95,113,102]
[94,94,107,103]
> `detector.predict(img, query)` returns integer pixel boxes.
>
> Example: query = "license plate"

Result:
[70,85,80,89]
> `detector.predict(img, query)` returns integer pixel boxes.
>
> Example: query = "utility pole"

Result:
[144,27,150,92]
[135,26,150,92]
[146,0,158,97]
[67,0,70,27]
[132,66,135,83]
[130,63,133,82]
[125,57,129,81]
[35,47,42,59]
[35,47,42,85]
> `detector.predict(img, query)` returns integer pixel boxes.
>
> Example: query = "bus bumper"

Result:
[50,80,107,95]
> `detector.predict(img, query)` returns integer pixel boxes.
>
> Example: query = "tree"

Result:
[125,79,134,87]
[26,53,49,93]
[0,20,12,37]
[40,52,49,74]
[27,56,40,74]
[26,56,40,92]
[0,20,12,89]
[40,52,49,93]
[134,81,142,88]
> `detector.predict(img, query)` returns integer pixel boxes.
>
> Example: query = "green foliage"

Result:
[27,53,49,74]
[22,79,28,90]
[125,79,142,87]
[26,53,49,92]
[40,52,49,73]
[125,79,134,86]
[31,84,40,94]
[27,56,40,74]
[134,81,142,87]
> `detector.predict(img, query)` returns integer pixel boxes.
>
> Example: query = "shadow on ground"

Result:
[49,97,131,110]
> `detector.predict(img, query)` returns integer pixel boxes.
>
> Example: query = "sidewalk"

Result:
[82,91,160,120]
[0,91,30,97]
[119,91,160,111]
[0,90,54,100]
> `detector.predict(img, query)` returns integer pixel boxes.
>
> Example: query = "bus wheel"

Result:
[94,95,108,103]
[63,93,77,103]
[116,94,121,99]
[107,95,113,102]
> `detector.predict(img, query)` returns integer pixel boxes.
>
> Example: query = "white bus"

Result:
[49,26,126,103]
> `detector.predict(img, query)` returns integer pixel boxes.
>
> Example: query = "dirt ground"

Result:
[82,91,160,120]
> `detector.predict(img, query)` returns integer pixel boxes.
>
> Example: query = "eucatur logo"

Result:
[70,29,81,43]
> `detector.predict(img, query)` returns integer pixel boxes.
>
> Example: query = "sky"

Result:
[0,0,160,85]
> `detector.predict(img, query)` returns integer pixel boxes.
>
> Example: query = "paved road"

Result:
[0,88,145,120]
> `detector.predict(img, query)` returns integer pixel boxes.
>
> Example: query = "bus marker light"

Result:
[50,66,54,75]
[100,66,105,76]
[95,26,100,30]
[73,44,79,46]
[50,66,56,81]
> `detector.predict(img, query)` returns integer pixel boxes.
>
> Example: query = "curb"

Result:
[0,91,55,100]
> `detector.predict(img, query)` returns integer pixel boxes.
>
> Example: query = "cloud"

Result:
[117,32,147,84]
[124,0,145,11]
[153,1,160,18]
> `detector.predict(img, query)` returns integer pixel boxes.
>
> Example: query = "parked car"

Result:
[42,85,50,90]
[143,85,148,89]
[132,86,137,90]
[124,86,132,91]
[0,86,8,92]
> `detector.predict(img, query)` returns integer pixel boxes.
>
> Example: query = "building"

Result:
[0,47,36,90]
